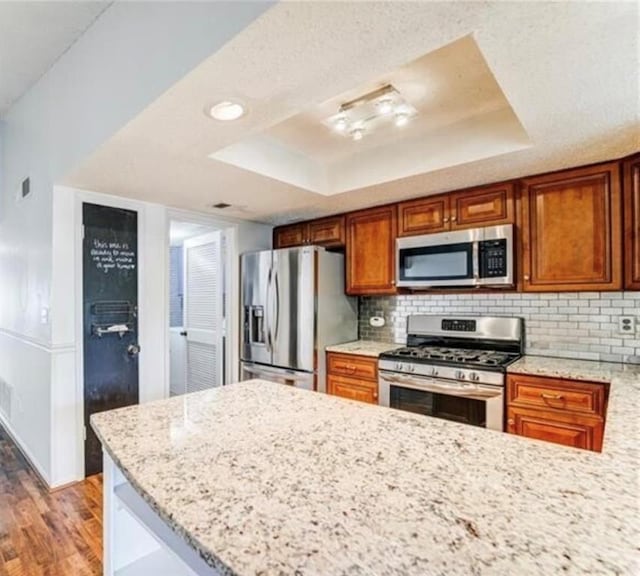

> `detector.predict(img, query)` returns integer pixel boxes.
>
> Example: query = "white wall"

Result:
[50,188,272,486]
[0,1,273,486]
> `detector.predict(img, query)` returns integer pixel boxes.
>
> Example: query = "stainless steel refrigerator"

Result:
[240,246,357,392]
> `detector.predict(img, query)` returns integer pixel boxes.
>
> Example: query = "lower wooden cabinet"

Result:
[327,374,378,404]
[507,406,603,451]
[506,374,607,452]
[326,352,379,404]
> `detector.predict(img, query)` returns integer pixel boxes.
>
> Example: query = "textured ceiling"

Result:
[64,1,640,224]
[210,35,531,195]
[0,1,111,116]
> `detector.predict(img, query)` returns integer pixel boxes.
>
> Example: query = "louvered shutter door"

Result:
[183,231,223,393]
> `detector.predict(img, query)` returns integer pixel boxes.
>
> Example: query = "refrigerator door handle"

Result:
[265,265,272,352]
[274,268,280,343]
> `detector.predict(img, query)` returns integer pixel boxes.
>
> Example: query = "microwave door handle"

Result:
[472,241,479,281]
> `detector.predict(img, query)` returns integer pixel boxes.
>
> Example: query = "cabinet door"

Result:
[397,195,449,236]
[507,406,603,452]
[274,223,308,249]
[308,216,345,248]
[346,205,397,295]
[521,162,622,291]
[623,154,640,290]
[450,183,515,230]
[327,374,378,404]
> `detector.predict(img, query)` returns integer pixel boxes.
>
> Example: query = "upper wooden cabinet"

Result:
[449,183,515,229]
[520,162,623,292]
[397,183,515,237]
[308,216,345,248]
[346,205,397,295]
[274,216,345,249]
[623,154,640,290]
[398,195,449,236]
[274,223,308,249]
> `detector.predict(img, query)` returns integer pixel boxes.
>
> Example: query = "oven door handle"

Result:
[380,372,503,399]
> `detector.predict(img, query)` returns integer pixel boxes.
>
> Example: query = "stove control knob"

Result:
[430,367,439,376]
[395,362,403,371]
[469,372,480,382]
[409,365,416,373]
[455,370,466,380]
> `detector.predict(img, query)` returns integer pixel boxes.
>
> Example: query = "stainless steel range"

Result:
[379,316,524,431]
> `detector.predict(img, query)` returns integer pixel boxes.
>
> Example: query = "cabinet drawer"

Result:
[327,374,378,404]
[327,353,377,381]
[507,374,606,416]
[507,406,603,452]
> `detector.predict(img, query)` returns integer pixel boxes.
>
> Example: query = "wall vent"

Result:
[211,202,231,209]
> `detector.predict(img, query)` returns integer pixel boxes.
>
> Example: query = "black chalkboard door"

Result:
[83,203,139,477]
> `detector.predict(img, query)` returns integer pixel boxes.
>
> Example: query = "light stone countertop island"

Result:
[92,370,640,576]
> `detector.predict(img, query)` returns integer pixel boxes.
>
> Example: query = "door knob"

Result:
[127,344,141,356]
[180,330,188,336]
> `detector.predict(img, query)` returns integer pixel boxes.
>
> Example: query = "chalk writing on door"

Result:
[90,239,136,274]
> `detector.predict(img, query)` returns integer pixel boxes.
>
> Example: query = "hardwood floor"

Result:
[0,426,102,576]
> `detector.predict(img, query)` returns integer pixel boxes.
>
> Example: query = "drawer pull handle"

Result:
[540,393,564,400]
[344,364,357,372]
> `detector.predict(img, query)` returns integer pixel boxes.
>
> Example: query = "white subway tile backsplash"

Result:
[359,292,640,364]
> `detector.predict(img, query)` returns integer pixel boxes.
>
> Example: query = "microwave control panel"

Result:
[479,239,508,278]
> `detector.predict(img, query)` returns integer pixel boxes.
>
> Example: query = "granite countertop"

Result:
[508,354,640,384]
[325,339,399,357]
[92,371,640,576]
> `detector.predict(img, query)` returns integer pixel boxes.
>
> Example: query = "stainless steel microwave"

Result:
[396,224,514,288]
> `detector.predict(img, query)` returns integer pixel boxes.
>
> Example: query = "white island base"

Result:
[103,451,220,576]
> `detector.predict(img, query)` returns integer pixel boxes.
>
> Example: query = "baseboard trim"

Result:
[0,412,51,489]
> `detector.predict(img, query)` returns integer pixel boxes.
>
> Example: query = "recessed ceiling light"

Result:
[208,100,245,121]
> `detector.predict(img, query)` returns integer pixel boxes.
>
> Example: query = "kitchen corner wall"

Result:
[359,292,640,364]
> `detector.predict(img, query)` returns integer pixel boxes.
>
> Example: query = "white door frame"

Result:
[74,190,147,480]
[165,209,239,395]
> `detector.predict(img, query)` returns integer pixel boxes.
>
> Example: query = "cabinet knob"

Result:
[524,274,530,281]
[451,215,457,221]
[507,418,514,426]
[443,217,450,223]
